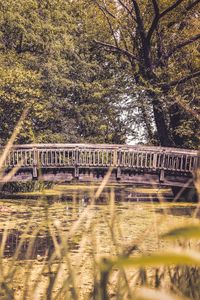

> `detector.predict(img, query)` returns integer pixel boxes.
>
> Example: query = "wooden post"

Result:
[159,169,165,182]
[75,147,79,166]
[117,148,121,166]
[74,167,79,179]
[74,147,79,179]
[153,153,157,169]
[159,150,165,182]
[33,147,38,179]
[113,149,117,166]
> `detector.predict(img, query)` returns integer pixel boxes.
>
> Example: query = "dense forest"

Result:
[0,0,199,148]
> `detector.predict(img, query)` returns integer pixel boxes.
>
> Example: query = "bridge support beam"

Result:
[159,169,165,182]
[33,167,38,179]
[117,167,121,180]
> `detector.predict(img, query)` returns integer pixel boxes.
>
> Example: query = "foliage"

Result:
[1,181,53,193]
[0,0,127,145]
[0,0,199,147]
[92,0,200,148]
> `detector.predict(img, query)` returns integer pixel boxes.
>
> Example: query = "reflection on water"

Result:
[0,229,55,259]
[0,229,82,259]
[156,206,199,218]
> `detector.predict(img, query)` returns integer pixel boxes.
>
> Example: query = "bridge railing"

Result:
[1,144,199,173]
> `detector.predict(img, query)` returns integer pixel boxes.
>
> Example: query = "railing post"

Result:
[76,146,80,165]
[116,147,121,179]
[159,150,165,182]
[33,147,38,179]
[117,148,121,166]
[74,146,79,179]
[153,153,157,169]
[113,148,117,167]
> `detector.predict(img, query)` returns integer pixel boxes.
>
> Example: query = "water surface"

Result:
[0,185,198,299]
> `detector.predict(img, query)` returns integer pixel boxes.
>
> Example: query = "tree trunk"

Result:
[169,102,185,147]
[140,99,154,142]
[151,95,172,146]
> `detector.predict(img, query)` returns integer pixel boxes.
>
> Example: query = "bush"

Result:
[1,181,53,193]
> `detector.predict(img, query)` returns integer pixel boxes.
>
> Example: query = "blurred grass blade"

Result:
[109,249,200,268]
[134,287,188,300]
[94,167,113,200]
[161,225,200,239]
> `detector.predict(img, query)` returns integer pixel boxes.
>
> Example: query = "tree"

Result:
[92,0,200,147]
[0,0,78,144]
[0,0,127,145]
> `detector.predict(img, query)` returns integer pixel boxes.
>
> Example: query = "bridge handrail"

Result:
[1,144,199,173]
[0,143,199,154]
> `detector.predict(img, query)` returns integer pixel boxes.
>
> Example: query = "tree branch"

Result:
[166,34,200,59]
[95,0,134,62]
[93,39,138,61]
[131,0,145,33]
[119,29,130,54]
[186,0,200,10]
[131,0,147,50]
[160,0,184,18]
[97,3,119,49]
[166,0,200,30]
[160,71,200,89]
[117,0,136,22]
[147,0,184,42]
[94,0,116,19]
[147,0,160,43]
[151,0,160,15]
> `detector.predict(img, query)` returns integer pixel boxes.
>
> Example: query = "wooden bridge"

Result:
[0,144,199,190]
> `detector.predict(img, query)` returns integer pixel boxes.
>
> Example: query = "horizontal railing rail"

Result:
[1,144,199,173]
